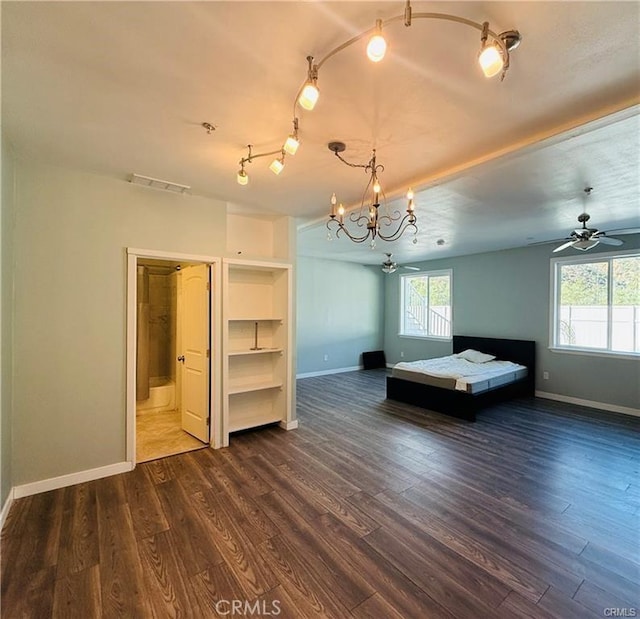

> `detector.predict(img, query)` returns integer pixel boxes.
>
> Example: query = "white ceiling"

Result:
[3,1,640,265]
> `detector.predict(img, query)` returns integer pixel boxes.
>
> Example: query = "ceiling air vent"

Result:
[129,173,190,194]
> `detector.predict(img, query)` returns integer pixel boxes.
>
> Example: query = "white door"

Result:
[179,264,210,442]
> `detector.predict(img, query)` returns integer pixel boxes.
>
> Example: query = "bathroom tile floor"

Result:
[136,408,207,462]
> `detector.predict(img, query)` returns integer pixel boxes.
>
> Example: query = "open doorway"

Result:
[126,249,222,465]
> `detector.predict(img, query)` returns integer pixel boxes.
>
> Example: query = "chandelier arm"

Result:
[378,210,402,224]
[327,219,373,243]
[349,213,370,226]
[377,217,418,242]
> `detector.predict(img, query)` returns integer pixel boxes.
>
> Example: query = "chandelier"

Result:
[326,142,417,247]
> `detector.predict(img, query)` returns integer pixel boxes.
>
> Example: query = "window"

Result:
[551,251,640,355]
[400,270,452,338]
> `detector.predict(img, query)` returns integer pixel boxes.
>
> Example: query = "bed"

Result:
[386,335,536,421]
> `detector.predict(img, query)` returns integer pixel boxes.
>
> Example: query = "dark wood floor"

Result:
[2,369,639,618]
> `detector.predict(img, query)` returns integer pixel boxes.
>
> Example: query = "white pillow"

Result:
[456,349,496,363]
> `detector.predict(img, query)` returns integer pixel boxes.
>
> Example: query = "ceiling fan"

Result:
[381,253,421,274]
[536,187,640,253]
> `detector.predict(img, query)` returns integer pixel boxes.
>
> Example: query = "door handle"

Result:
[177,355,185,363]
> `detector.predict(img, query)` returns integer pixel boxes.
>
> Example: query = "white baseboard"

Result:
[279,419,299,431]
[535,391,640,418]
[13,461,134,499]
[0,488,15,530]
[296,365,362,379]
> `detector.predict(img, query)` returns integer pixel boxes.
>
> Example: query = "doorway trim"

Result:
[126,247,223,467]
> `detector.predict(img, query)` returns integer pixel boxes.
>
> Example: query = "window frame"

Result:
[398,268,453,340]
[549,249,640,359]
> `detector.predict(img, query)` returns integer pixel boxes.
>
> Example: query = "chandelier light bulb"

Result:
[299,82,319,110]
[269,157,285,175]
[406,187,414,200]
[283,135,300,156]
[478,44,504,77]
[373,180,381,194]
[237,169,248,185]
[367,19,387,62]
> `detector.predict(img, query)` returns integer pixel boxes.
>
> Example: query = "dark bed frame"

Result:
[386,335,536,422]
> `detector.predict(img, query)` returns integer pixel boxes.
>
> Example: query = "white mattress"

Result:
[392,355,528,394]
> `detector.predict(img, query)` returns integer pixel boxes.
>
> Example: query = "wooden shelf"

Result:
[229,416,282,433]
[228,348,283,357]
[228,379,283,395]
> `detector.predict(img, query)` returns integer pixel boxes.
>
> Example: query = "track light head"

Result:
[367,19,387,62]
[298,56,319,110]
[269,152,285,175]
[237,168,248,185]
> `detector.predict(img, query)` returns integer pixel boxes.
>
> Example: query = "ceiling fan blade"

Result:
[527,238,569,247]
[553,240,576,253]
[605,227,640,236]
[597,236,624,246]
[402,266,421,271]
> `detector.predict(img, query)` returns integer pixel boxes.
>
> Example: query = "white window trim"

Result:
[398,268,453,340]
[549,248,640,359]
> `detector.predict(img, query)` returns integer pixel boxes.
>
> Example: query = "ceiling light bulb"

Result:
[373,180,381,194]
[406,188,414,200]
[269,158,284,175]
[299,83,319,111]
[337,204,345,216]
[367,19,387,62]
[237,169,248,185]
[283,135,300,156]
[478,44,504,77]
[367,34,387,62]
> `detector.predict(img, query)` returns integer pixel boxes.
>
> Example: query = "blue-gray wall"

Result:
[384,239,640,410]
[297,257,384,375]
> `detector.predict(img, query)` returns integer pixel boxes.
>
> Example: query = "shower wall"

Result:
[148,269,177,380]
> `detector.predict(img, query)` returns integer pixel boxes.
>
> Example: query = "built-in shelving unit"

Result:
[222,259,293,445]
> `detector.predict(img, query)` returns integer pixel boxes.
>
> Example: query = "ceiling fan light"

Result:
[283,134,300,156]
[382,263,397,274]
[478,44,504,77]
[299,83,319,111]
[573,239,599,251]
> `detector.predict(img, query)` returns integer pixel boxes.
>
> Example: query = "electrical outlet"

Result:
[400,351,404,358]
[543,371,549,380]
[323,354,329,362]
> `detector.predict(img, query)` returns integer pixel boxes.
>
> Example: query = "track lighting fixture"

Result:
[478,22,504,78]
[269,152,285,175]
[326,142,418,246]
[298,56,319,111]
[283,118,300,156]
[237,144,285,185]
[237,164,248,186]
[234,1,522,191]
[367,19,387,62]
